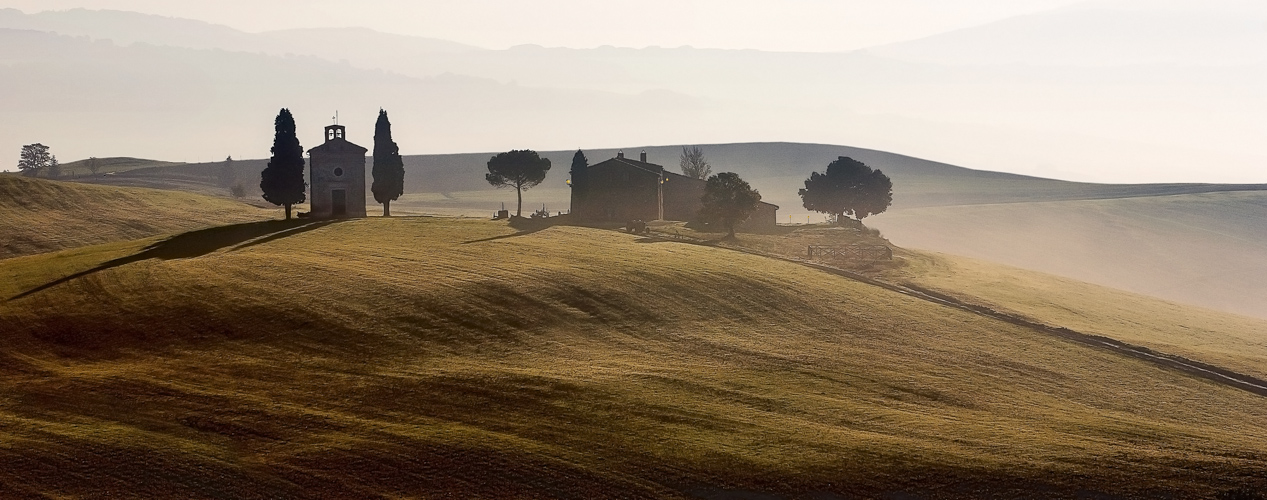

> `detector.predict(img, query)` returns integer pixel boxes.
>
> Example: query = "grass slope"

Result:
[888,251,1267,381]
[1,218,1266,498]
[54,157,182,177]
[0,175,273,259]
[870,191,1267,319]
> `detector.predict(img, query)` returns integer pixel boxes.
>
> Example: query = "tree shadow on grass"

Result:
[9,219,343,301]
[633,235,725,245]
[461,216,558,244]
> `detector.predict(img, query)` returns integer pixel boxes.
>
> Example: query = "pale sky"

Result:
[0,0,1091,51]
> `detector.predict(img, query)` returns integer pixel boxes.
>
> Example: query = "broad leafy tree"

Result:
[679,145,711,180]
[18,143,51,178]
[798,156,893,224]
[371,109,406,217]
[260,109,306,219]
[699,172,762,239]
[486,149,551,217]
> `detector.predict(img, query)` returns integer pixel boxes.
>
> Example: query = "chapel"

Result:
[307,124,368,218]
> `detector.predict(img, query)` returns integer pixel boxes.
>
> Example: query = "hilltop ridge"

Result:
[0,175,270,259]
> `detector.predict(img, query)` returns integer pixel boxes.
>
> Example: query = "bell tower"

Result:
[325,124,346,142]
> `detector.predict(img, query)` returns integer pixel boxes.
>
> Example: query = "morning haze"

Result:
[2,1,1266,498]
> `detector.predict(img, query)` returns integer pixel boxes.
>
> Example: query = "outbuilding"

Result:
[570,151,778,230]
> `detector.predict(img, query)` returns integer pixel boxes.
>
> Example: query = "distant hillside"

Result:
[0,175,272,259]
[888,250,1267,378]
[867,3,1267,66]
[77,142,1267,212]
[4,9,1267,183]
[0,8,481,57]
[870,190,1267,319]
[2,218,1267,497]
[54,157,181,177]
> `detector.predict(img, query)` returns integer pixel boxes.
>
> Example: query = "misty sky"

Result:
[1,0,1264,183]
[1,0,1093,51]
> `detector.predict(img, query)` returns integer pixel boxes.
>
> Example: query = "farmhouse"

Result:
[570,151,778,230]
[307,124,367,218]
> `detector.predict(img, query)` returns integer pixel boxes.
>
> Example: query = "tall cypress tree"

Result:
[568,149,588,212]
[371,109,405,217]
[260,109,306,219]
[569,149,588,176]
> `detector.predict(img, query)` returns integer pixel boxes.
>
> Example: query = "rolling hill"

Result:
[0,175,273,259]
[54,157,182,177]
[73,142,1267,212]
[65,142,1267,318]
[869,190,1267,319]
[885,250,1267,381]
[1,217,1266,497]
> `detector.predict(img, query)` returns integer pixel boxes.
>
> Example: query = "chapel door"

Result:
[332,189,347,217]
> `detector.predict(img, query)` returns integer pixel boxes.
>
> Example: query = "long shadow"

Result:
[461,217,555,244]
[633,235,725,245]
[229,219,342,252]
[9,219,339,301]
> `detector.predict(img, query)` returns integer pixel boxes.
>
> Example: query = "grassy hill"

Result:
[0,175,274,259]
[2,217,1266,498]
[870,190,1267,319]
[886,251,1267,381]
[71,142,1267,221]
[73,143,1267,215]
[54,157,182,177]
[56,142,1266,316]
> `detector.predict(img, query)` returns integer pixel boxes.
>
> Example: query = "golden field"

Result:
[0,175,272,259]
[2,217,1266,498]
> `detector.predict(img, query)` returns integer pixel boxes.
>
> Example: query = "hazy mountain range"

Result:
[2,2,1265,183]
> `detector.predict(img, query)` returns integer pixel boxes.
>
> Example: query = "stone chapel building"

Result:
[307,124,368,218]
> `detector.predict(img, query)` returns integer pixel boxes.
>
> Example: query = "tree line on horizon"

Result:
[13,112,890,233]
[485,144,891,239]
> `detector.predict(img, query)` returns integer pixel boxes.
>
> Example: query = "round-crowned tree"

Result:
[486,149,551,217]
[798,156,893,224]
[699,172,762,240]
[259,109,306,219]
[18,143,51,178]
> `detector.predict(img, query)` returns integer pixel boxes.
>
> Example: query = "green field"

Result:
[0,176,274,259]
[3,217,1267,498]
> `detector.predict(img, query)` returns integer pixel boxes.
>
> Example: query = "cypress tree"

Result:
[569,149,588,179]
[260,109,306,219]
[371,109,405,217]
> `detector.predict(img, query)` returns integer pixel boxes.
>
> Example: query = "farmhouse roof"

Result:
[589,156,665,175]
[588,154,779,210]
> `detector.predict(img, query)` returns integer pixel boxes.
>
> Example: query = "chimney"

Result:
[640,151,647,163]
[617,150,624,159]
